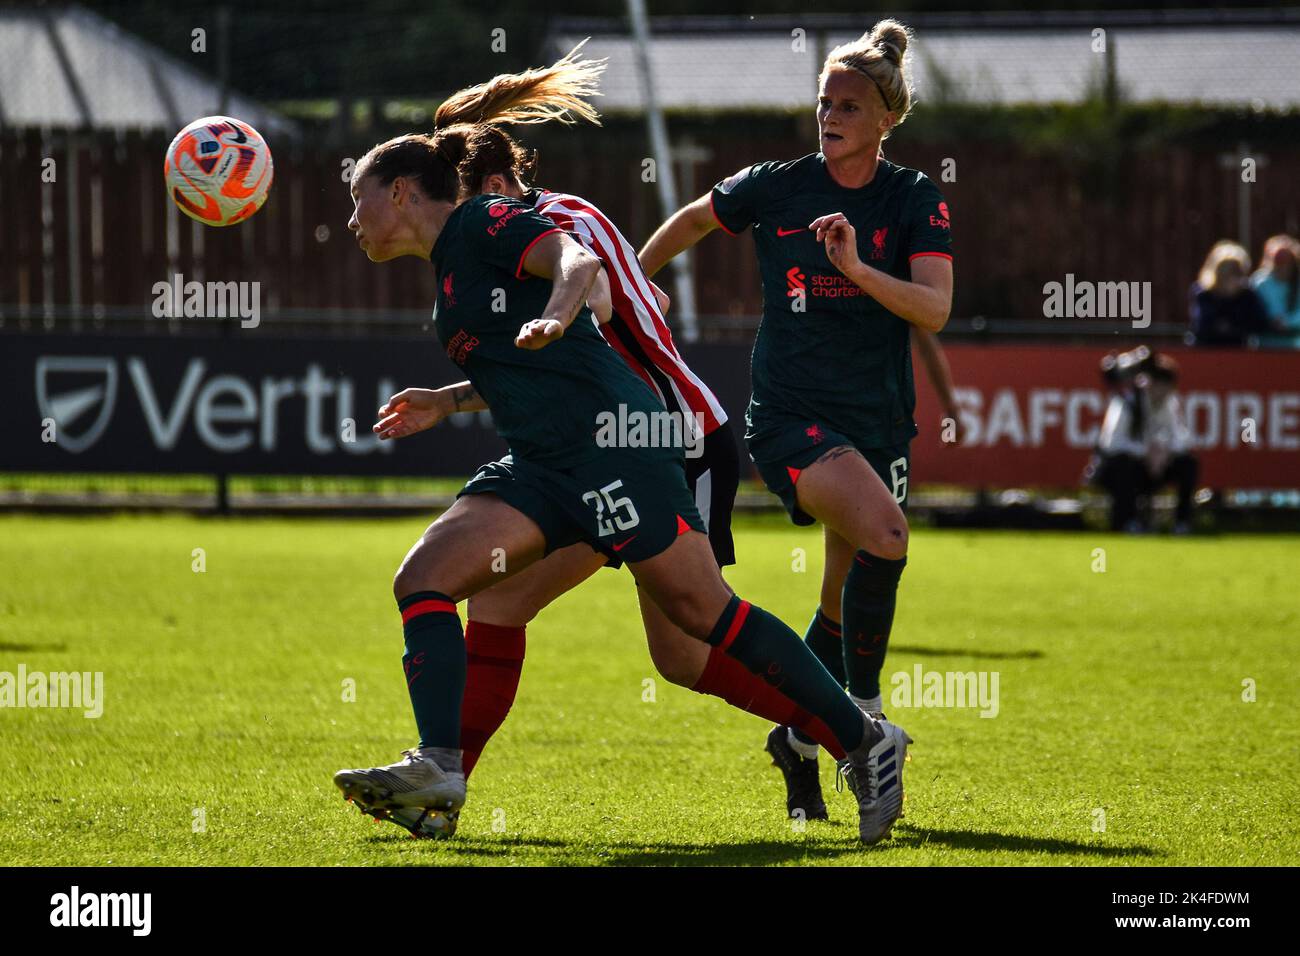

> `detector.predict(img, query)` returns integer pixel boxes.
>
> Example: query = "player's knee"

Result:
[392,563,422,602]
[654,591,716,643]
[866,515,909,561]
[466,591,537,628]
[649,645,700,687]
[393,552,443,603]
[645,621,709,686]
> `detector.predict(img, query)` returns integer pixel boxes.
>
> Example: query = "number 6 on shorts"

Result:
[889,457,908,505]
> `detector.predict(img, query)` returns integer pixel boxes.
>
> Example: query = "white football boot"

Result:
[354,803,460,840]
[838,713,912,844]
[333,749,465,815]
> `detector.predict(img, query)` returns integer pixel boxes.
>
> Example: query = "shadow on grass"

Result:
[600,825,1158,866]
[362,832,588,859]
[891,645,1044,660]
[0,642,68,653]
[363,821,1158,865]
[885,825,1158,859]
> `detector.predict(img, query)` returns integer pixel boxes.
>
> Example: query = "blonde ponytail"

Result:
[820,18,915,136]
[355,42,605,204]
[433,40,606,130]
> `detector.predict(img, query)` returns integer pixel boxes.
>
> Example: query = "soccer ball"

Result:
[164,116,273,226]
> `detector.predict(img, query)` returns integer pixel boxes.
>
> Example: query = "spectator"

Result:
[1091,351,1200,534]
[1142,355,1199,535]
[1098,345,1146,397]
[1251,234,1300,348]
[1082,350,1124,494]
[1097,351,1122,396]
[1090,348,1147,531]
[1188,241,1274,346]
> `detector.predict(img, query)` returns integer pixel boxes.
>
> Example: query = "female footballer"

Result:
[639,19,950,821]
[331,51,912,844]
[381,120,859,810]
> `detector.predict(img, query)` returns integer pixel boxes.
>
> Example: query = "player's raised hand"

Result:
[810,212,861,276]
[373,388,447,440]
[515,318,565,350]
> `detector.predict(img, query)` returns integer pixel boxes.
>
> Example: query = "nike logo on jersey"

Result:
[776,227,807,237]
[611,536,638,552]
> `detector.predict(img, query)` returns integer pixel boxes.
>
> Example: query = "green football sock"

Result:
[397,590,465,750]
[792,607,845,747]
[842,551,907,700]
[709,595,865,753]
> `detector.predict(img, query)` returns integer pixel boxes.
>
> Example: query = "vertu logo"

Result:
[35,357,119,453]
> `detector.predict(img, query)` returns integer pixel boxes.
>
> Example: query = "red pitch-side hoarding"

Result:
[912,346,1300,488]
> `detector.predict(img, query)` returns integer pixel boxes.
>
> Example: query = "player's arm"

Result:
[435,381,488,413]
[638,193,720,278]
[584,269,667,325]
[587,267,614,324]
[911,327,962,442]
[515,232,602,349]
[373,381,487,441]
[811,213,951,333]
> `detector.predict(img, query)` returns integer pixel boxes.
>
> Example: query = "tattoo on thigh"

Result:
[812,445,862,468]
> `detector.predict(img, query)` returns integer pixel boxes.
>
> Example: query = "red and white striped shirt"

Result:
[528,187,728,434]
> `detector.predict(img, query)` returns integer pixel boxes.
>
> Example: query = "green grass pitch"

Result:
[1,513,1296,866]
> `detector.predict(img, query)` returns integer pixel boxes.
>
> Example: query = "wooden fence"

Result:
[3,125,1298,335]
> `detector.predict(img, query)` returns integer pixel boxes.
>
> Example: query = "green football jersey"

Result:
[710,152,952,448]
[430,194,662,467]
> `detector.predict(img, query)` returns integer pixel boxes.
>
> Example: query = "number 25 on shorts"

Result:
[582,479,641,537]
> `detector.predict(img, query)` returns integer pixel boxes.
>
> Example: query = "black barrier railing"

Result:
[4,474,1298,536]
[4,329,1296,528]
[0,306,1214,345]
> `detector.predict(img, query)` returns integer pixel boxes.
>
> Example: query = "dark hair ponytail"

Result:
[353,133,460,203]
[458,125,537,195]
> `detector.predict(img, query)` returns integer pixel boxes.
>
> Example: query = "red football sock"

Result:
[692,644,846,760]
[459,621,526,778]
